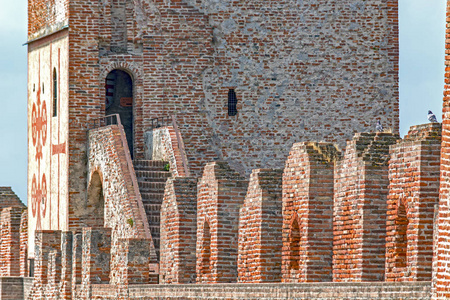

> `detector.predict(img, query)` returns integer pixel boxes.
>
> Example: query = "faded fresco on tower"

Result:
[27,36,69,258]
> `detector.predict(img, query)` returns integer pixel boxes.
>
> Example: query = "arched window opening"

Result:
[289,216,301,270]
[53,68,57,117]
[201,221,211,275]
[105,69,133,156]
[228,89,238,116]
[86,171,105,228]
[394,200,408,271]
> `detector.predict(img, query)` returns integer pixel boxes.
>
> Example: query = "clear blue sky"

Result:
[0,1,446,203]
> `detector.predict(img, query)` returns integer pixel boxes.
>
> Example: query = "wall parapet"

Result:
[123,281,431,299]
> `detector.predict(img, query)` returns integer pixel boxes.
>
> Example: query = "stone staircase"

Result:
[133,160,171,260]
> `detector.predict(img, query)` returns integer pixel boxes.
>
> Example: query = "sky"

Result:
[0,1,447,204]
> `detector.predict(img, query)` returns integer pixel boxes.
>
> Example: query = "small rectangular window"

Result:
[228,89,238,116]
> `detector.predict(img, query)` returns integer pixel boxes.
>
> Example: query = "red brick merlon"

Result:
[196,162,248,283]
[386,123,441,282]
[282,142,340,283]
[0,207,26,277]
[160,177,197,284]
[333,132,398,282]
[0,187,25,211]
[238,168,283,283]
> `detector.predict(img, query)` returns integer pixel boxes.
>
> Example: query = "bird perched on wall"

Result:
[376,120,383,132]
[428,110,438,123]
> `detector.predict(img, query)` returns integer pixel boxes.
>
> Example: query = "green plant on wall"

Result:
[127,218,134,227]
[163,163,170,172]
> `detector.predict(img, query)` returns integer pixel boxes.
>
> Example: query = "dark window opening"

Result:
[228,89,238,116]
[53,69,57,117]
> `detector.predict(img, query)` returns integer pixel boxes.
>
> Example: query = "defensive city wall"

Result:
[2,122,446,299]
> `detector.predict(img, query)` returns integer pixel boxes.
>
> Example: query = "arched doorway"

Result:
[86,171,105,227]
[105,69,133,156]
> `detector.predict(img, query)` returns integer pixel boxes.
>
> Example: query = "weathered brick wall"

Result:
[27,230,61,299]
[60,231,73,299]
[0,187,26,211]
[237,169,283,283]
[116,238,153,297]
[333,133,398,282]
[433,2,450,298]
[46,249,62,299]
[386,123,441,282]
[80,227,112,300]
[123,281,431,300]
[88,125,157,285]
[179,0,399,176]
[0,277,32,300]
[28,0,69,39]
[20,210,28,277]
[282,142,339,283]
[40,0,400,254]
[0,207,25,277]
[196,162,248,283]
[66,0,103,237]
[160,177,197,284]
[145,126,189,177]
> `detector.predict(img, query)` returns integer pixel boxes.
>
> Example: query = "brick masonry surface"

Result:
[282,142,339,283]
[27,0,400,259]
[0,207,25,277]
[386,123,441,282]
[333,132,398,282]
[0,277,33,300]
[124,282,431,300]
[196,161,248,283]
[88,125,157,285]
[238,168,283,283]
[433,1,450,298]
[145,126,190,178]
[160,177,197,284]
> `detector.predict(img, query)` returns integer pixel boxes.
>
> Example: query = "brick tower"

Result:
[27,0,399,260]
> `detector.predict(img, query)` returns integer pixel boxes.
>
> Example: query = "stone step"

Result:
[133,160,168,170]
[135,170,171,180]
[137,177,169,183]
[137,181,166,192]
[143,203,162,213]
[141,192,164,201]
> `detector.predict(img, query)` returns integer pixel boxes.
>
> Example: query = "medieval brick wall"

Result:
[237,168,283,283]
[386,123,441,282]
[88,125,157,285]
[160,177,197,284]
[282,142,339,283]
[28,230,62,299]
[80,228,111,299]
[28,0,69,39]
[145,126,190,177]
[179,0,399,176]
[433,1,450,298]
[28,0,400,256]
[333,132,398,282]
[196,162,248,283]
[0,207,25,277]
[20,210,28,277]
[124,281,431,300]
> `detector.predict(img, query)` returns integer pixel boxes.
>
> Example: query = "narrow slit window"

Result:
[228,89,238,116]
[53,68,57,117]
